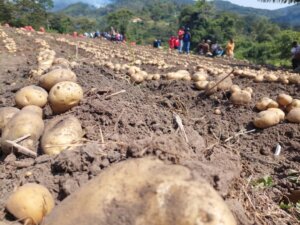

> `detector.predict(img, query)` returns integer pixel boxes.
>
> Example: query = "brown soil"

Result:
[0,27,299,225]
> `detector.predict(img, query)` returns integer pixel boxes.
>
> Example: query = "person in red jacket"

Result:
[178,26,185,53]
[174,37,180,50]
[168,36,175,49]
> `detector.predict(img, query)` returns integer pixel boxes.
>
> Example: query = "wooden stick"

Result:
[5,140,37,158]
[205,69,234,94]
[99,126,105,144]
[105,90,126,99]
[13,134,31,143]
[224,129,256,142]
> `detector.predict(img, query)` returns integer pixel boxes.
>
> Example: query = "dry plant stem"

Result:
[224,129,256,142]
[6,140,37,158]
[13,134,31,143]
[114,108,126,133]
[99,126,105,144]
[205,69,234,94]
[174,113,188,143]
[105,90,126,99]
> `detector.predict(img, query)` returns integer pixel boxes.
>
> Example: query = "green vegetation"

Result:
[1,0,300,67]
[252,175,274,188]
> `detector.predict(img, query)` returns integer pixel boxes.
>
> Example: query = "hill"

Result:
[212,0,300,29]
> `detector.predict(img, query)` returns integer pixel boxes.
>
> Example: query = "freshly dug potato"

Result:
[230,90,252,105]
[277,93,293,107]
[39,69,77,91]
[254,74,264,82]
[1,106,44,155]
[6,183,54,225]
[53,58,70,67]
[166,70,190,80]
[15,85,48,108]
[287,99,300,112]
[130,72,144,83]
[230,85,241,93]
[49,81,83,114]
[256,97,278,111]
[288,74,300,84]
[42,158,236,225]
[205,81,218,95]
[264,73,278,82]
[216,74,233,91]
[41,116,83,155]
[195,80,209,90]
[267,108,285,121]
[253,110,281,128]
[244,87,253,95]
[152,74,161,80]
[286,108,300,123]
[0,107,20,133]
[191,71,208,82]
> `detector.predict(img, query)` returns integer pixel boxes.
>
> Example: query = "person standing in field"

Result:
[183,28,191,54]
[178,26,185,53]
[226,38,235,58]
[291,41,300,70]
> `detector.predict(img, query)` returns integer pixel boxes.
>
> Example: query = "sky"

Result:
[225,0,295,10]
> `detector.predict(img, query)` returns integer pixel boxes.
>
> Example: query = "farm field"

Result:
[0,26,299,225]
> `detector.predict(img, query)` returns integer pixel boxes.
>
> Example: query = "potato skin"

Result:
[1,106,44,155]
[39,69,77,91]
[253,110,280,128]
[0,107,20,133]
[286,99,300,112]
[41,116,83,155]
[230,90,252,105]
[286,108,300,123]
[15,85,48,108]
[42,158,236,225]
[277,93,293,107]
[48,81,83,114]
[6,183,54,225]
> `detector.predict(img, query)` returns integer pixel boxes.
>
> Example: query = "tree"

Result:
[0,0,13,23]
[106,9,134,34]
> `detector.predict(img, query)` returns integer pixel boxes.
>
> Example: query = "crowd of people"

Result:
[165,26,234,58]
[83,27,125,42]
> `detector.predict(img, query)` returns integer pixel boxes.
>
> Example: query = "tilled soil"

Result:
[0,27,299,225]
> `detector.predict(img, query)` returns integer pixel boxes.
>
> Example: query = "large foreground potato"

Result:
[48,81,83,114]
[39,69,77,91]
[41,116,83,155]
[0,107,20,133]
[42,158,236,225]
[6,183,54,225]
[230,90,252,105]
[1,106,44,155]
[15,85,48,108]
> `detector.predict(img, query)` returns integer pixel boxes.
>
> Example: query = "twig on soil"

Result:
[99,126,105,144]
[174,113,188,143]
[114,109,126,134]
[105,90,126,99]
[224,129,256,143]
[6,140,37,158]
[13,134,31,143]
[205,69,234,95]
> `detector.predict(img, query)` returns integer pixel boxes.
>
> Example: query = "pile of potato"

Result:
[0,29,17,53]
[254,93,300,128]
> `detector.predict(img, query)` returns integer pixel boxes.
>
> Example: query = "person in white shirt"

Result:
[291,41,300,70]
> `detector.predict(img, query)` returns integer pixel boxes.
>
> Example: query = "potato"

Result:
[205,81,218,95]
[230,85,241,93]
[53,58,70,67]
[41,116,83,155]
[152,73,161,80]
[286,108,300,123]
[49,81,83,114]
[264,73,278,82]
[286,99,300,112]
[195,80,209,90]
[166,70,190,80]
[230,90,252,105]
[191,71,208,82]
[277,93,293,107]
[1,106,44,155]
[254,74,264,82]
[267,108,285,121]
[15,85,48,108]
[244,87,253,95]
[216,74,233,91]
[253,110,281,128]
[0,107,20,133]
[6,183,54,225]
[42,158,236,225]
[288,74,300,84]
[39,69,77,91]
[256,97,278,111]
[130,72,144,83]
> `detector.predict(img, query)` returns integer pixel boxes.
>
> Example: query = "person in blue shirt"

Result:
[183,28,191,54]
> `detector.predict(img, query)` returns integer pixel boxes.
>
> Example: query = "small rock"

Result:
[100,158,110,168]
[4,154,16,163]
